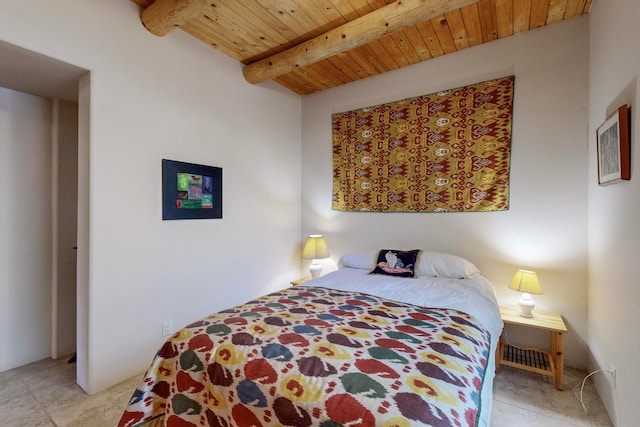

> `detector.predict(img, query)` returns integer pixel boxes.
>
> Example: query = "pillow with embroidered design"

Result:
[369,249,421,278]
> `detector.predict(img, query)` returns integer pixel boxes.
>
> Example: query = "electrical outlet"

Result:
[609,363,616,388]
[162,321,173,337]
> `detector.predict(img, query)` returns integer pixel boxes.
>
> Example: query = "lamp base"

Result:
[309,260,322,278]
[518,292,535,317]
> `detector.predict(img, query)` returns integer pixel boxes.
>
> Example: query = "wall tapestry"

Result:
[332,76,515,213]
[162,159,222,220]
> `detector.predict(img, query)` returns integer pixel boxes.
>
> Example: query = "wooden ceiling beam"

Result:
[141,0,211,36]
[242,0,478,85]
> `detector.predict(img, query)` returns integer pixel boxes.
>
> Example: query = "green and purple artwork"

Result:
[176,173,213,209]
[162,159,222,220]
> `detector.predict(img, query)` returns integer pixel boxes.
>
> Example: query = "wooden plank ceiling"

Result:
[131,0,592,96]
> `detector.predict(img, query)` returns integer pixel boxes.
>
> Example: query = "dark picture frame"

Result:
[597,104,631,185]
[162,159,222,220]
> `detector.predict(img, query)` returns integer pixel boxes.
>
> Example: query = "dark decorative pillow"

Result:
[369,249,421,278]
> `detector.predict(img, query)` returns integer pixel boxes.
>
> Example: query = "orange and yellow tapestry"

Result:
[332,76,515,212]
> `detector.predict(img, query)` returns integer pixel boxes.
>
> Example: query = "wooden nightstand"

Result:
[290,276,312,286]
[496,304,568,390]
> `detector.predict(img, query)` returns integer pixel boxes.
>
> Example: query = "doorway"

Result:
[0,39,90,391]
[52,99,79,360]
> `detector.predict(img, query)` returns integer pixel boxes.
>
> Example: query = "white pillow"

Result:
[337,250,377,270]
[338,250,480,279]
[418,251,480,279]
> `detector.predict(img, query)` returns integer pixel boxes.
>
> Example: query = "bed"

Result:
[118,250,503,427]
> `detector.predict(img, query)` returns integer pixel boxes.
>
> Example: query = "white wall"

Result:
[302,18,590,368]
[0,0,302,393]
[0,87,53,371]
[588,1,640,425]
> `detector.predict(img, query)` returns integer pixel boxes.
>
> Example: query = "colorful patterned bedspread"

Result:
[118,286,491,427]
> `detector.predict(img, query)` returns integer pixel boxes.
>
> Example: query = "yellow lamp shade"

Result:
[302,235,329,260]
[508,269,542,295]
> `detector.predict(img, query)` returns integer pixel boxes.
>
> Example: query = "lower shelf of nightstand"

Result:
[500,343,556,377]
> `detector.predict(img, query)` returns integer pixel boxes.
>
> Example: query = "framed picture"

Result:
[162,159,222,220]
[597,105,631,185]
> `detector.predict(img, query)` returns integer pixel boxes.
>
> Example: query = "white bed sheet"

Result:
[300,267,503,427]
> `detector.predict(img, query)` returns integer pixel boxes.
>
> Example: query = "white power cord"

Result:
[573,368,613,414]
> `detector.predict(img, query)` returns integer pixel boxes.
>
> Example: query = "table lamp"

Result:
[509,269,543,318]
[302,235,329,278]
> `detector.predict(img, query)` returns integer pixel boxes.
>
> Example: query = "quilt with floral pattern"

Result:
[118,286,491,427]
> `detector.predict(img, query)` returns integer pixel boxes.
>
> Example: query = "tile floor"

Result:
[492,366,613,426]
[0,356,613,427]
[0,356,141,427]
